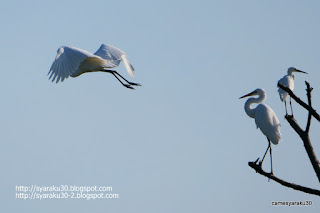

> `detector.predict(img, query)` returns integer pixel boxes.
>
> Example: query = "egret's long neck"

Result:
[287,70,295,80]
[244,94,266,118]
[288,70,294,76]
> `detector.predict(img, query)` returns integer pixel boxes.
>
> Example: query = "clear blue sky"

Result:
[1,0,320,212]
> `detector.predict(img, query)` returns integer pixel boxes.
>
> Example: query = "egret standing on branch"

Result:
[277,67,307,115]
[48,44,141,90]
[240,88,282,174]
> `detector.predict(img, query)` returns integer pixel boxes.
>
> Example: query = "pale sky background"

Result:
[1,0,320,212]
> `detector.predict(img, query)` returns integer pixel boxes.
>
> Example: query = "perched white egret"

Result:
[48,44,141,89]
[240,88,282,174]
[278,67,307,115]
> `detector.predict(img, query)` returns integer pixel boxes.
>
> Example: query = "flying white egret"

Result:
[240,88,282,174]
[278,67,307,115]
[48,44,141,89]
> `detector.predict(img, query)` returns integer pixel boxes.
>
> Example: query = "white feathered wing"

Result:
[278,75,294,102]
[255,104,282,145]
[94,44,135,78]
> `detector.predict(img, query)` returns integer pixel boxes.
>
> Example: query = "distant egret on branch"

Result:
[48,44,141,90]
[278,67,307,115]
[240,88,282,174]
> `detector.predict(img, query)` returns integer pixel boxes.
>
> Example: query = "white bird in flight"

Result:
[240,88,282,174]
[48,44,141,89]
[277,67,307,115]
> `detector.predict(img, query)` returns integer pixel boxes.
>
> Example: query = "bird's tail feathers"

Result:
[271,129,282,145]
[278,88,286,102]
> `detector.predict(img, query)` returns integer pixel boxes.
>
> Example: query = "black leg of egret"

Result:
[290,96,294,117]
[112,73,134,89]
[112,71,141,87]
[269,140,273,175]
[259,139,271,166]
[284,100,288,115]
[102,70,141,89]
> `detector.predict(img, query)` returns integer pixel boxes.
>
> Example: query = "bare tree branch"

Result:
[248,160,320,196]
[285,115,305,135]
[285,115,320,183]
[277,82,320,122]
[282,82,320,183]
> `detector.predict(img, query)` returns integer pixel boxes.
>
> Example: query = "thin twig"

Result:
[305,82,313,133]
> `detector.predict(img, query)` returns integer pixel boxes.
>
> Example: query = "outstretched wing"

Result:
[94,44,135,78]
[48,46,93,83]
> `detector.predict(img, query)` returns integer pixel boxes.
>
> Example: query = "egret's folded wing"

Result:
[277,76,293,101]
[48,46,93,83]
[278,76,291,89]
[255,104,281,144]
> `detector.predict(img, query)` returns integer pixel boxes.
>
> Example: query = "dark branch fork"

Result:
[283,82,320,182]
[249,81,320,196]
